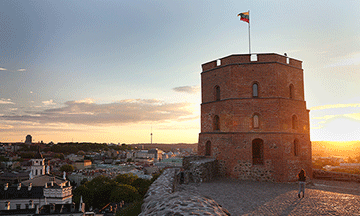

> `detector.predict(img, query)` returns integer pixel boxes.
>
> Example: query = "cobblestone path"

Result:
[186,179,360,215]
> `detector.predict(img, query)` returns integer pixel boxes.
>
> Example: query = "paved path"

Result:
[184,179,360,215]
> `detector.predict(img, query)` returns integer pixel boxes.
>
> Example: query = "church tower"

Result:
[198,53,312,182]
[31,148,45,177]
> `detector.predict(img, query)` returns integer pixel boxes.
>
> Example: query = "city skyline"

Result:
[1,1,360,143]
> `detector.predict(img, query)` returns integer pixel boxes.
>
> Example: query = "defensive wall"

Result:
[139,160,360,215]
[313,169,360,182]
[139,168,229,216]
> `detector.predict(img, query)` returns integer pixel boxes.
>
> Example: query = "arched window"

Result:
[289,84,294,99]
[253,114,259,129]
[292,115,298,129]
[214,85,220,101]
[214,115,220,131]
[294,139,299,156]
[205,141,211,156]
[252,83,258,97]
[252,139,264,165]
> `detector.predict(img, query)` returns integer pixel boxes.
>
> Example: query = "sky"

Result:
[1,0,360,144]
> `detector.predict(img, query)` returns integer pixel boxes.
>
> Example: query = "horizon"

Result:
[1,1,360,143]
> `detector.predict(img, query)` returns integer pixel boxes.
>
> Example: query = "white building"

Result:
[0,150,73,211]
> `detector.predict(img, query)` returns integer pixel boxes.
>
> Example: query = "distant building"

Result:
[66,154,85,162]
[31,149,45,177]
[0,151,73,211]
[0,172,30,185]
[74,160,92,170]
[25,135,32,144]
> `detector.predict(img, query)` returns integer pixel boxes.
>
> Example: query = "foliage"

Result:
[115,173,138,185]
[73,175,142,211]
[60,164,74,173]
[40,142,132,154]
[110,184,140,203]
[0,156,9,162]
[131,178,152,197]
[80,178,88,185]
[116,200,143,216]
[19,152,36,159]
[53,153,65,159]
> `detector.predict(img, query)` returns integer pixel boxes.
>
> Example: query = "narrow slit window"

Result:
[214,85,220,101]
[252,83,258,97]
[253,115,259,129]
[289,84,294,99]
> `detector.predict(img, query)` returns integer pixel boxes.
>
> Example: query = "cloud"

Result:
[0,67,7,71]
[173,86,200,94]
[17,69,26,72]
[0,98,15,105]
[0,99,197,125]
[310,103,360,111]
[326,52,360,68]
[42,99,56,106]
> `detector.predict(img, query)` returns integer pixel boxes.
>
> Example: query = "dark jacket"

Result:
[298,173,306,182]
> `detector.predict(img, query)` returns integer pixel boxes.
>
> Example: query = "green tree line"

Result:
[73,173,158,211]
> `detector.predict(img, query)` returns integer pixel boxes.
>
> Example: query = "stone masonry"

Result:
[198,53,312,182]
[139,168,230,216]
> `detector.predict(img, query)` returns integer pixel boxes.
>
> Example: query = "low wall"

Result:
[139,168,230,216]
[313,169,360,182]
[183,156,217,183]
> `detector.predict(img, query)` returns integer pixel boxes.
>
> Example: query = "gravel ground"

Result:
[184,178,360,215]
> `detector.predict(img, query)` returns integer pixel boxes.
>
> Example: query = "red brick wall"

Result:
[198,53,312,182]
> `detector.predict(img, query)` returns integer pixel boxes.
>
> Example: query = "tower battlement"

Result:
[202,53,302,72]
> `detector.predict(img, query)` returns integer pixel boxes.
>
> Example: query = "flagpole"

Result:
[248,10,251,54]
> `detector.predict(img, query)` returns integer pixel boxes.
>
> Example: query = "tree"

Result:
[131,178,152,197]
[109,184,140,203]
[115,173,138,185]
[60,164,74,173]
[80,178,88,185]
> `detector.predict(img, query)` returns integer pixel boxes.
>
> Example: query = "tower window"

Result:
[205,141,211,156]
[252,139,264,165]
[289,84,294,99]
[294,139,299,156]
[252,83,258,97]
[214,115,220,131]
[214,85,220,101]
[253,114,259,129]
[292,115,298,129]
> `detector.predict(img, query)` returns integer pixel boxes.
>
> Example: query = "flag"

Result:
[238,12,249,23]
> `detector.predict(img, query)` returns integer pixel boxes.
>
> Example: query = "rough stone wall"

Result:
[183,156,217,183]
[139,168,230,216]
[198,133,312,182]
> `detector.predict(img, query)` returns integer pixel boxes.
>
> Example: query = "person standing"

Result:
[297,169,306,198]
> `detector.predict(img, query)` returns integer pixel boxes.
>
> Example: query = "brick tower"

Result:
[198,53,312,182]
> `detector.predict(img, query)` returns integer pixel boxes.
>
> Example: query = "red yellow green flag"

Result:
[238,12,249,23]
